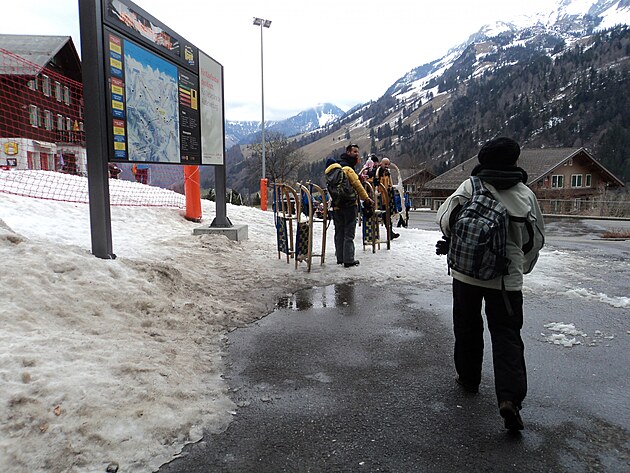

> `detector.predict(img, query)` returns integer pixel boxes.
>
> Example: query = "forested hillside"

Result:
[390,26,630,181]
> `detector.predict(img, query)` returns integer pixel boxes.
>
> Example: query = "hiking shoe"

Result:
[455,376,479,394]
[499,401,524,431]
[344,261,360,268]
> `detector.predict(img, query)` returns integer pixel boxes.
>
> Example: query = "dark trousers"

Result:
[333,204,358,264]
[452,279,527,407]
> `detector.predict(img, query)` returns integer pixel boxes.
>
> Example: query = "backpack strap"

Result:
[469,176,485,195]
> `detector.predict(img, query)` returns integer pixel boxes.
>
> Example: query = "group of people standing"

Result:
[324,144,409,267]
[325,138,546,432]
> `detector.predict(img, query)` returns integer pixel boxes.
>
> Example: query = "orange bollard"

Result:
[260,178,268,211]
[184,165,202,222]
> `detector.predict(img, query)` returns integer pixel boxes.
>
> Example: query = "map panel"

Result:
[123,39,180,162]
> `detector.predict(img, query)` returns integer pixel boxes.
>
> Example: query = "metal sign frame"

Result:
[79,0,231,259]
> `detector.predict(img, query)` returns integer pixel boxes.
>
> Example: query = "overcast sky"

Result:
[4,0,556,121]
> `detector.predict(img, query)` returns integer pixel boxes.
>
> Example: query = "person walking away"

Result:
[325,144,374,267]
[435,137,545,431]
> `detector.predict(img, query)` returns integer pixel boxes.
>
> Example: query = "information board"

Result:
[103,0,224,165]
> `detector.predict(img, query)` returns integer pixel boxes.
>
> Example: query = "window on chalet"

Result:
[28,78,37,91]
[55,81,62,102]
[79,122,84,132]
[551,175,564,188]
[42,75,51,96]
[585,174,592,187]
[63,86,71,105]
[44,110,52,130]
[571,174,583,188]
[29,105,39,127]
[57,114,64,130]
[66,118,72,132]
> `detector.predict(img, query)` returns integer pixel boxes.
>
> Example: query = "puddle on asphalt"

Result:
[276,283,356,311]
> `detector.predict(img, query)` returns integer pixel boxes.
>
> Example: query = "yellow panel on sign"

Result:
[114,142,126,151]
[110,43,121,54]
[111,84,123,95]
[110,58,122,69]
[112,100,124,110]
[191,89,198,110]
[113,126,125,136]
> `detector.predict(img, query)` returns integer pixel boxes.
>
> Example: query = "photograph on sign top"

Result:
[107,0,180,56]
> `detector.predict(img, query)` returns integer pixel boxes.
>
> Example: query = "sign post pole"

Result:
[79,0,115,259]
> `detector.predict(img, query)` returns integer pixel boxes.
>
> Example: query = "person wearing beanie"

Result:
[435,137,545,431]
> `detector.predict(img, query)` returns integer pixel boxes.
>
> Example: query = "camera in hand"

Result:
[435,236,450,255]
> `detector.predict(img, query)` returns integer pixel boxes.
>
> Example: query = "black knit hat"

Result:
[477,137,520,167]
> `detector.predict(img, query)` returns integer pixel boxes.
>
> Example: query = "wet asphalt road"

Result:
[158,214,629,473]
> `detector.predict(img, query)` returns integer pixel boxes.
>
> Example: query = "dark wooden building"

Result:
[401,168,436,208]
[425,147,625,215]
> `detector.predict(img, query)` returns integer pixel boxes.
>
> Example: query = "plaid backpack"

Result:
[447,176,510,280]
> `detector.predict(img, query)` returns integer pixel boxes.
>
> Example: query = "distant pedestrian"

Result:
[108,163,122,179]
[375,157,399,240]
[325,144,374,267]
[436,137,545,431]
[396,192,411,227]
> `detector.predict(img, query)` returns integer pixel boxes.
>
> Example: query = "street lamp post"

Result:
[253,17,271,210]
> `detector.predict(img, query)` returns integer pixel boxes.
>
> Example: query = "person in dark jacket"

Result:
[436,137,545,431]
[325,144,374,267]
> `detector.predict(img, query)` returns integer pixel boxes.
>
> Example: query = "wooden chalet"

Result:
[425,147,625,215]
[401,167,436,208]
[0,34,85,173]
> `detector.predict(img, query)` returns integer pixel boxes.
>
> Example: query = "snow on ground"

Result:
[0,172,628,472]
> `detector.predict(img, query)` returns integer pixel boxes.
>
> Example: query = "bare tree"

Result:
[248,131,305,184]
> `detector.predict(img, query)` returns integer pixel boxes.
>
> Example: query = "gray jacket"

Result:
[437,175,545,291]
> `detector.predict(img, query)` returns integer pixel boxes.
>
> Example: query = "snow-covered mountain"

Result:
[386,0,630,104]
[224,120,265,149]
[225,103,344,148]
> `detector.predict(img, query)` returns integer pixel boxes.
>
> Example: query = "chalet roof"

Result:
[0,34,76,76]
[401,168,436,183]
[425,147,624,190]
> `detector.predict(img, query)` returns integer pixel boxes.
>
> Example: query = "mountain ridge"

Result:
[218,0,629,195]
[225,103,345,148]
